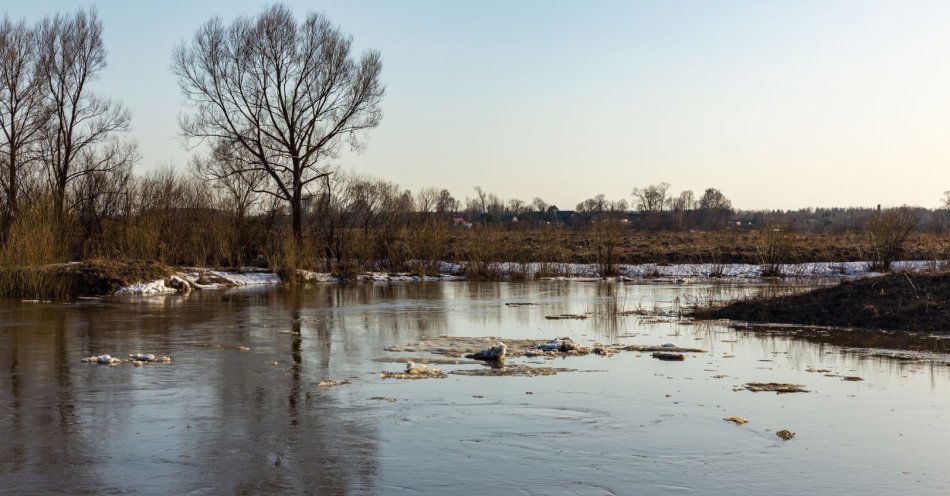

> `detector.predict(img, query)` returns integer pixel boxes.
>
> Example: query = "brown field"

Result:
[442,229,950,265]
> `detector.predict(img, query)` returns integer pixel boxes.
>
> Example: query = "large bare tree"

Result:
[632,182,671,213]
[0,16,46,244]
[37,8,134,222]
[173,4,384,246]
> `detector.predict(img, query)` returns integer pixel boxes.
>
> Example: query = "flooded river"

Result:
[1,281,948,495]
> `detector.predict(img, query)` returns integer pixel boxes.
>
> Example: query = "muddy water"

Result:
[0,281,948,495]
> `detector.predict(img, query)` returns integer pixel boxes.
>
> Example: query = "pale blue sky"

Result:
[8,1,950,209]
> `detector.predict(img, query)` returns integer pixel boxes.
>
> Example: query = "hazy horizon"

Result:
[6,0,950,211]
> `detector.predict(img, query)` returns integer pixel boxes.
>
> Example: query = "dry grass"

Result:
[0,260,171,300]
[443,229,949,266]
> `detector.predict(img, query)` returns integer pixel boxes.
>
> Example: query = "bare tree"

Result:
[531,196,548,213]
[632,182,671,212]
[37,8,133,222]
[671,190,696,229]
[314,171,368,274]
[864,207,919,272]
[415,186,439,218]
[174,4,384,247]
[576,194,628,221]
[434,188,457,215]
[674,190,695,211]
[190,142,266,264]
[576,194,608,221]
[470,186,489,214]
[699,187,732,228]
[0,16,45,244]
[698,187,731,211]
[70,151,133,256]
[507,198,526,215]
[606,198,628,220]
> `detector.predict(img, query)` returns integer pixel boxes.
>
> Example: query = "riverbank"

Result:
[118,259,938,296]
[3,257,945,299]
[0,260,173,300]
[694,271,950,334]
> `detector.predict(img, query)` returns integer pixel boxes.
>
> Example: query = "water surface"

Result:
[1,281,948,495]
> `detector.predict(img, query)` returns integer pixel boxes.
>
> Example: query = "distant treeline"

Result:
[449,182,950,232]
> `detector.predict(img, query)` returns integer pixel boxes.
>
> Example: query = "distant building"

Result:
[555,210,575,223]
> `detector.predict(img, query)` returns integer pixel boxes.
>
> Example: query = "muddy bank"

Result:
[449,364,576,377]
[742,383,809,394]
[374,356,478,365]
[694,272,950,334]
[381,362,447,380]
[384,336,582,358]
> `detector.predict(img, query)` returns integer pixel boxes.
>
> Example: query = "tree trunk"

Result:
[290,188,303,250]
[1,148,18,246]
[54,189,65,223]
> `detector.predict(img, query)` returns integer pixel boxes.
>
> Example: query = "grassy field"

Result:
[442,229,950,265]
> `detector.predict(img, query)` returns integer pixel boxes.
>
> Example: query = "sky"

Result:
[7,0,950,210]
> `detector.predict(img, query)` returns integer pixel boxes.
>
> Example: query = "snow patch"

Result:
[114,279,179,296]
[114,259,941,295]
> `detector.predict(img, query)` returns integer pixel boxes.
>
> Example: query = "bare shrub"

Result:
[697,230,735,277]
[754,226,794,277]
[535,227,569,278]
[405,220,448,275]
[864,208,919,272]
[460,227,502,280]
[586,220,626,277]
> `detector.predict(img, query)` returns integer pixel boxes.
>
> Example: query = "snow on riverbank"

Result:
[117,269,465,295]
[115,270,279,295]
[298,270,464,283]
[115,279,181,296]
[115,260,941,295]
[439,260,938,279]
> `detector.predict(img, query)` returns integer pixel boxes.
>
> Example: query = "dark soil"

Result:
[696,272,950,334]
